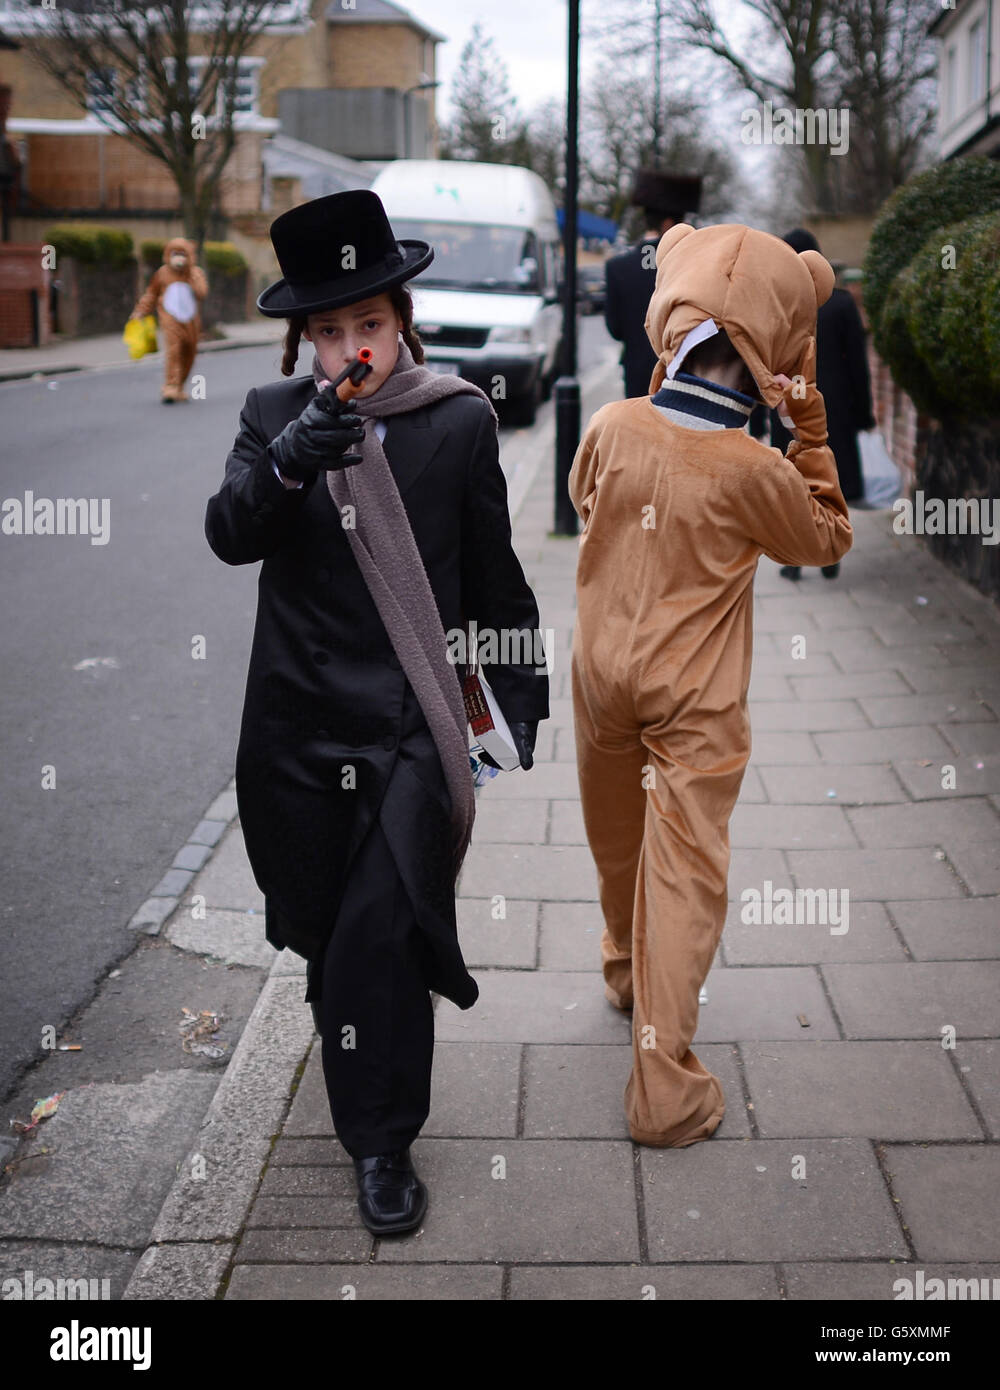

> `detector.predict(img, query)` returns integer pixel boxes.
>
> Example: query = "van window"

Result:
[391,219,542,294]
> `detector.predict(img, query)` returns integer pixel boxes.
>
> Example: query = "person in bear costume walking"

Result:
[130,236,208,403]
[569,222,853,1148]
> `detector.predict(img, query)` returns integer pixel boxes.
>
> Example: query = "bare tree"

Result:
[14,0,284,249]
[668,0,938,214]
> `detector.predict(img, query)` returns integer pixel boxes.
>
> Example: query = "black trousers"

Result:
[306,813,436,1158]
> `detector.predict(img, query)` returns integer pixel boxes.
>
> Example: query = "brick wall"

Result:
[0,244,50,347]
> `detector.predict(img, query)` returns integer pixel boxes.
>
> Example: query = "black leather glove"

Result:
[267,391,366,483]
[478,721,538,772]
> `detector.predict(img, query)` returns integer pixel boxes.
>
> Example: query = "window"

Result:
[969,18,986,104]
[945,43,958,119]
[162,56,261,119]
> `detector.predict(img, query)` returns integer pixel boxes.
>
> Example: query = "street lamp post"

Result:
[553,0,580,536]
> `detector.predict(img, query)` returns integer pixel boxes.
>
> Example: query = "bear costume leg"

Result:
[160,313,198,401]
[573,643,746,1148]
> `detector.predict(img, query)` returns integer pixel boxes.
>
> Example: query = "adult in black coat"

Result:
[749,228,876,579]
[604,169,703,398]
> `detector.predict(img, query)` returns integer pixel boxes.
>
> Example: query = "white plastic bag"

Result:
[858,429,901,508]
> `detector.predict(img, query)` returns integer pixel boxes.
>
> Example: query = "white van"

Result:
[370,159,564,425]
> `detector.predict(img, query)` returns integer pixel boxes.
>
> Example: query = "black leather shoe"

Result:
[779,565,802,581]
[353,1149,427,1235]
[821,562,840,579]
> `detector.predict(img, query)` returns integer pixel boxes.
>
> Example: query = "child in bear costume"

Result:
[131,236,208,403]
[569,222,853,1148]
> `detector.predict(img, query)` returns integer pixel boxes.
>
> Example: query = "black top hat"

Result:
[630,168,703,219]
[256,189,433,318]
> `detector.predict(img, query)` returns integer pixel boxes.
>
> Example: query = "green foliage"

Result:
[862,158,1000,421]
[203,241,247,274]
[902,213,1000,418]
[44,224,134,268]
[862,156,1000,342]
[140,239,165,266]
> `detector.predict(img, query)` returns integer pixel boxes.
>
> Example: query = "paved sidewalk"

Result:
[0,321,285,381]
[128,368,1000,1301]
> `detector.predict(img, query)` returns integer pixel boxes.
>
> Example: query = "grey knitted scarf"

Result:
[311,339,498,879]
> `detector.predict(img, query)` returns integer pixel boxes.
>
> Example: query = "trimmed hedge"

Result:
[862,158,1000,422]
[140,239,247,274]
[862,156,1000,340]
[44,224,134,269]
[901,212,1000,418]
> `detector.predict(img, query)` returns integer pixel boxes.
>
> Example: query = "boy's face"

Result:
[304,293,402,397]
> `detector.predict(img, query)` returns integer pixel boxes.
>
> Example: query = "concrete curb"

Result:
[0,333,284,383]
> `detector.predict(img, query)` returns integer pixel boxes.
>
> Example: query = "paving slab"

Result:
[882,1145,1000,1260]
[0,1071,218,1245]
[375,1139,639,1263]
[509,1263,780,1299]
[522,1042,751,1140]
[892,755,1000,800]
[822,962,1000,1039]
[786,846,964,900]
[747,732,820,764]
[730,802,857,849]
[748,701,869,732]
[457,842,599,901]
[537,899,606,969]
[470,797,549,844]
[722,899,905,965]
[233,1228,371,1264]
[953,1040,1000,1139]
[226,1263,504,1298]
[640,1138,905,1261]
[456,897,539,968]
[0,1241,140,1301]
[858,694,996,727]
[757,763,907,805]
[890,898,1000,960]
[783,1261,1000,1301]
[246,1195,358,1227]
[693,965,840,1040]
[425,1042,521,1138]
[435,970,630,1044]
[942,840,1000,895]
[741,1041,981,1139]
[846,798,1000,848]
[788,670,912,700]
[166,906,277,968]
[188,824,264,910]
[813,726,954,763]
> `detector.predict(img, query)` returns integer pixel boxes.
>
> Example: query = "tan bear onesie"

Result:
[132,236,208,402]
[569,223,853,1147]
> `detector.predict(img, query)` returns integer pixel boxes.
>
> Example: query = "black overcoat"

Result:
[752,288,876,501]
[205,374,549,1008]
[604,238,661,398]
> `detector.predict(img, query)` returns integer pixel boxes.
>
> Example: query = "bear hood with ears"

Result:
[162,237,197,272]
[643,222,835,408]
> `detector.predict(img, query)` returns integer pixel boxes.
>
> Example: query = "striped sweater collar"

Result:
[649,372,756,430]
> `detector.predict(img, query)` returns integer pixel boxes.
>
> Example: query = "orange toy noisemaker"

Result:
[320,347,374,466]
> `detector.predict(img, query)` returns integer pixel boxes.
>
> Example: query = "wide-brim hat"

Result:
[257,189,433,318]
[630,168,703,219]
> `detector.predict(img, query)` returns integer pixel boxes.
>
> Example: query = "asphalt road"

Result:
[0,315,613,1102]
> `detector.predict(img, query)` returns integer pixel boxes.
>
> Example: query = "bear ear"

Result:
[655,222,696,267]
[799,248,835,307]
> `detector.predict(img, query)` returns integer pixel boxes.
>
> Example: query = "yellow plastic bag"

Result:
[123,314,158,360]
